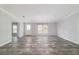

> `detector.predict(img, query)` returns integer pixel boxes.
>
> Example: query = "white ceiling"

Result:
[0,4,79,23]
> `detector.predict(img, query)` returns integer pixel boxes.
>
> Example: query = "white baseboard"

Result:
[58,35,79,45]
[0,40,12,47]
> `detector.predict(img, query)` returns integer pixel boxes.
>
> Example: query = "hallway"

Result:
[0,36,79,55]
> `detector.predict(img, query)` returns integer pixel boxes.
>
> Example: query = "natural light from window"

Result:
[13,24,18,33]
[26,24,31,30]
[38,24,48,34]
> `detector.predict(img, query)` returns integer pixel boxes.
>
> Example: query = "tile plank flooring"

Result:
[0,35,79,55]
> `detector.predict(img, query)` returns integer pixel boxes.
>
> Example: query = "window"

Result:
[43,24,48,33]
[26,24,31,30]
[38,25,43,33]
[13,24,18,33]
[38,24,48,34]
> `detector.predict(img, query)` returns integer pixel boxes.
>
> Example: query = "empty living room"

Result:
[0,4,79,55]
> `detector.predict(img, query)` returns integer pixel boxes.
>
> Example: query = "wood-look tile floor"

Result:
[0,35,79,55]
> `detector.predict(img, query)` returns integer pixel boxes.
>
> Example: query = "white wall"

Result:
[0,8,22,46]
[76,12,79,44]
[24,23,57,35]
[0,10,12,46]
[48,23,57,35]
[57,12,79,44]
